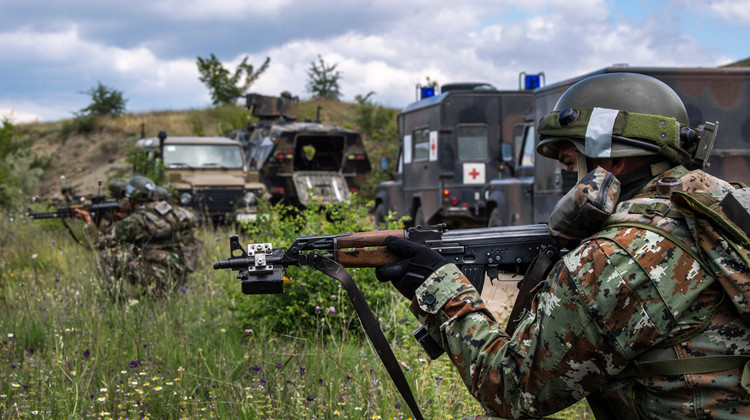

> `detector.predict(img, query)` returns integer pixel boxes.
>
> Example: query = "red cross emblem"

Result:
[469,168,480,179]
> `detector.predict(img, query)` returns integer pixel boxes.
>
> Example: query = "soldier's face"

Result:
[557,142,578,172]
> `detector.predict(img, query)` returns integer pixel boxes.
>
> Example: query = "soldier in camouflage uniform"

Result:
[377,73,750,419]
[74,176,202,296]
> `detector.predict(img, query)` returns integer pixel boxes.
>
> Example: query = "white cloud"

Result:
[676,0,750,25]
[0,108,40,124]
[150,0,293,20]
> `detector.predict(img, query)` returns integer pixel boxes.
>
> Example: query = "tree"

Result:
[306,55,342,100]
[197,54,270,106]
[78,82,127,117]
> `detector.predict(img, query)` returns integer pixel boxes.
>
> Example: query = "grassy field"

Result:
[0,202,592,419]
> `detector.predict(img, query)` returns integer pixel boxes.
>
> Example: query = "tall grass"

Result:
[0,208,589,419]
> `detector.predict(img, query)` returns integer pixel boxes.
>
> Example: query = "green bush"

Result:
[226,197,405,338]
[0,120,44,210]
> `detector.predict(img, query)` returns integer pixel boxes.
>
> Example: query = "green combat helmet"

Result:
[536,73,714,171]
[124,175,157,202]
[108,180,127,199]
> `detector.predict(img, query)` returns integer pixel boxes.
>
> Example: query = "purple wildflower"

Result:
[435,376,443,386]
[259,378,266,384]
[244,329,251,334]
[252,365,261,373]
[83,349,90,358]
[315,306,321,312]
[300,367,306,375]
[306,396,314,402]
[318,378,323,385]
[395,402,402,410]
[346,375,351,381]
[129,360,138,369]
[328,307,335,313]
[275,363,282,370]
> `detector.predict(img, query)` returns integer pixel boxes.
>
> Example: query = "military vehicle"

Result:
[134,132,266,224]
[228,93,371,206]
[372,76,540,228]
[482,65,750,226]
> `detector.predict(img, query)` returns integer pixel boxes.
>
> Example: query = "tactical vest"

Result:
[591,167,750,418]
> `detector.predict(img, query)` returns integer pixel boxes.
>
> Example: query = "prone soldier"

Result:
[375,73,750,418]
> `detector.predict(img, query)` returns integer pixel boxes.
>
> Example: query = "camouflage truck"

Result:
[482,65,750,226]
[134,132,266,224]
[228,93,371,206]
[372,79,538,228]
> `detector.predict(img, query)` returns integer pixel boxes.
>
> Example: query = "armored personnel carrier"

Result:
[228,93,371,206]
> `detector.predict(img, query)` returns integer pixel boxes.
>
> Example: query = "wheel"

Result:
[487,207,505,227]
[413,206,425,227]
[373,203,388,229]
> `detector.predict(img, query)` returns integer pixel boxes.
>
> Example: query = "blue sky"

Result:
[1,0,748,123]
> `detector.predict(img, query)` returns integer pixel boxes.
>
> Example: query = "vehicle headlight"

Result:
[243,191,257,206]
[180,192,192,205]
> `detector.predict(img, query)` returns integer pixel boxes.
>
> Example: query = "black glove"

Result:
[375,237,449,300]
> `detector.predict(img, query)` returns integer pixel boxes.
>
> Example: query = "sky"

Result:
[1,0,749,124]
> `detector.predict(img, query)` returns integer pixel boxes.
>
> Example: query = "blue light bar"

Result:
[420,86,436,99]
[524,75,541,90]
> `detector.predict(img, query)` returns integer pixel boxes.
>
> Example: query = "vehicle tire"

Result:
[373,203,388,229]
[413,206,425,227]
[487,207,505,227]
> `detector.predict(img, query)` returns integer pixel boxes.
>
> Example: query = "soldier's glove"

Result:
[375,237,448,300]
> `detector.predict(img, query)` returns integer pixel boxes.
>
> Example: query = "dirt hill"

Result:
[19,98,375,199]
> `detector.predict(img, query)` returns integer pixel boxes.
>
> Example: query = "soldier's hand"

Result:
[71,206,92,223]
[375,237,448,300]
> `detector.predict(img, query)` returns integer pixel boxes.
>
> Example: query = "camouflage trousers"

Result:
[97,244,188,298]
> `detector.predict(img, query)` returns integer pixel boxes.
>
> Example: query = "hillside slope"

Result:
[19,98,391,199]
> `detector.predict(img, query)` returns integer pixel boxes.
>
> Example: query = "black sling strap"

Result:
[313,256,425,420]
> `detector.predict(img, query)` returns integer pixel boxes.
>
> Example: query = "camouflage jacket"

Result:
[93,201,198,249]
[87,201,201,281]
[410,167,750,419]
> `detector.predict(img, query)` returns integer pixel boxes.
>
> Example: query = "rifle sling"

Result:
[313,256,425,420]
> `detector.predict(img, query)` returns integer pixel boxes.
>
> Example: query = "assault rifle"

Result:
[26,201,121,225]
[214,223,561,420]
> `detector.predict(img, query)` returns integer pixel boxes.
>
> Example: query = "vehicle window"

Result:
[520,126,536,167]
[413,129,429,161]
[457,125,488,160]
[163,144,244,168]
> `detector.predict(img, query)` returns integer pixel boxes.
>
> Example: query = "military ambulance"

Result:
[373,76,539,228]
[229,93,371,207]
[482,65,750,226]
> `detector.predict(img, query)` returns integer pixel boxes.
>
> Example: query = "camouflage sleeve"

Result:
[110,213,150,243]
[410,237,666,418]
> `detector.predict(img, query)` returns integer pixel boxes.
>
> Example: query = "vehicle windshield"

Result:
[162,144,244,168]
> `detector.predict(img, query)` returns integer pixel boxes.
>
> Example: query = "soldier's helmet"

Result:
[61,184,75,195]
[108,180,127,199]
[124,176,157,202]
[537,73,698,167]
